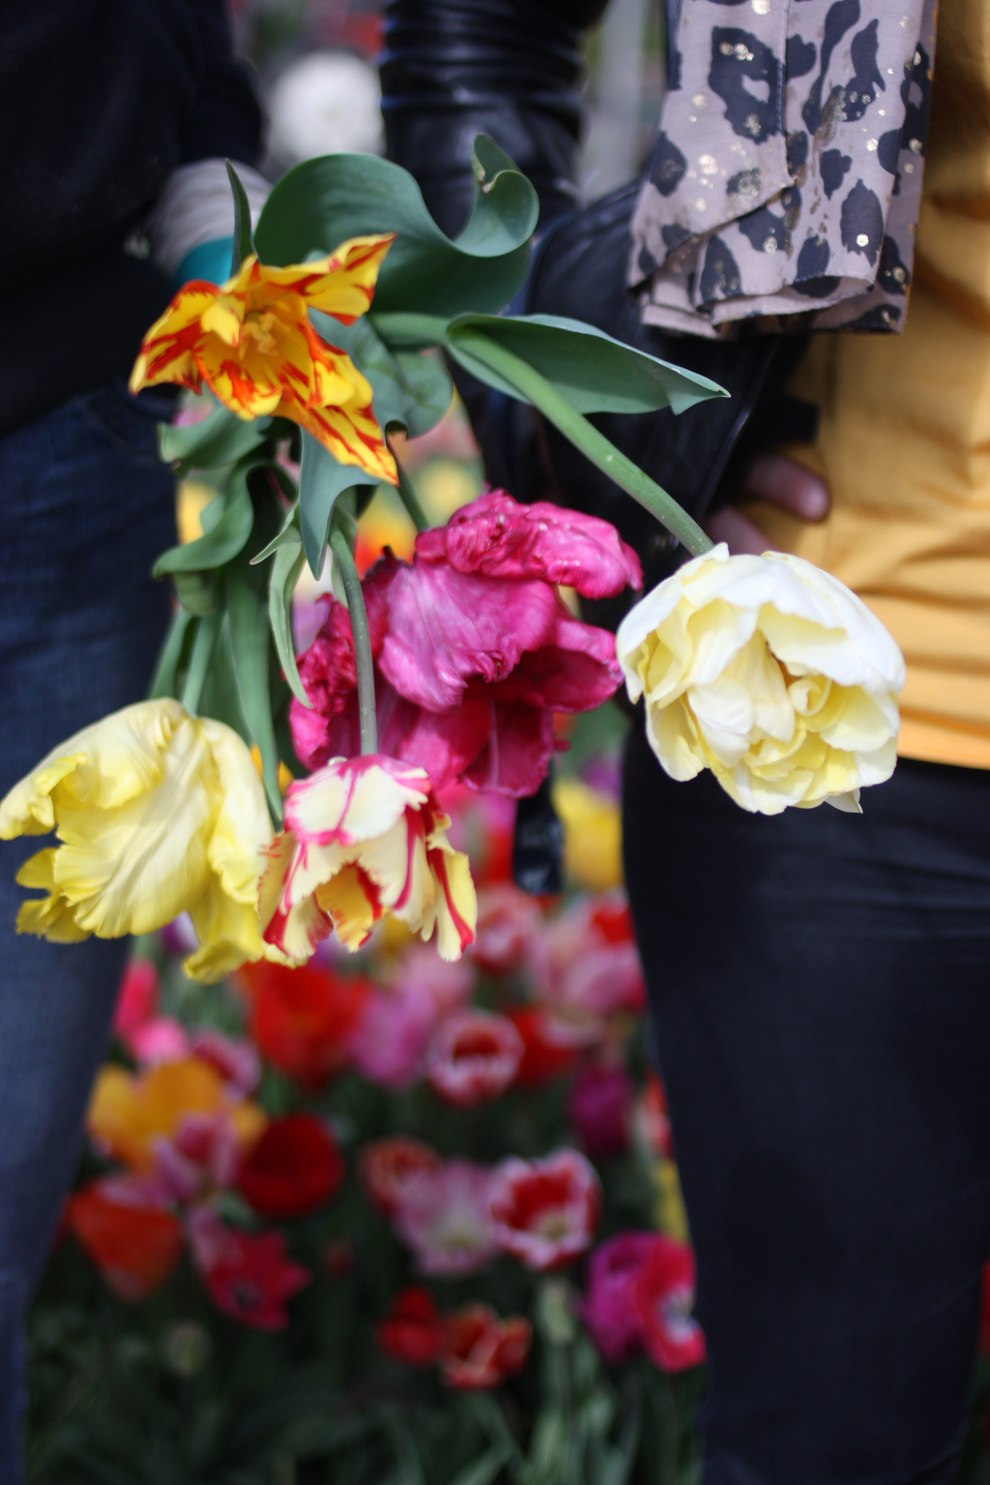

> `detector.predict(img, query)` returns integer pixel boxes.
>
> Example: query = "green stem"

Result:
[179,610,220,714]
[148,606,192,700]
[329,523,378,756]
[453,330,714,558]
[387,438,429,532]
[369,311,449,349]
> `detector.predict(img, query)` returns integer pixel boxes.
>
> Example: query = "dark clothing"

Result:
[0,382,178,1483]
[381,0,609,237]
[623,729,990,1484]
[0,1,261,437]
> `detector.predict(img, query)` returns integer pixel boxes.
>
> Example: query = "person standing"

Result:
[0,6,266,1478]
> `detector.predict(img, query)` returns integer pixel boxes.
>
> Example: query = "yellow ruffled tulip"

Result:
[129,237,397,483]
[260,754,477,962]
[617,544,906,815]
[0,699,278,981]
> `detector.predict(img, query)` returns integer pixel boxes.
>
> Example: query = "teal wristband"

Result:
[174,237,236,289]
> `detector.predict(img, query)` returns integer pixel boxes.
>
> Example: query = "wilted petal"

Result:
[415,489,642,598]
[381,560,559,711]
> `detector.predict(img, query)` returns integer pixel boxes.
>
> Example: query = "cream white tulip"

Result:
[616,544,906,815]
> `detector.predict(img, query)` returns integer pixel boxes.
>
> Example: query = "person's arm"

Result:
[380,0,826,599]
[0,0,261,269]
[380,0,608,237]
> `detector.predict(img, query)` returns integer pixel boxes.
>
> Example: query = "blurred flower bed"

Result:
[24,406,707,1485]
[25,406,990,1483]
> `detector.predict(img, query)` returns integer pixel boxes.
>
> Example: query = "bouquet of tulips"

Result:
[11,135,924,1483]
[1,139,907,988]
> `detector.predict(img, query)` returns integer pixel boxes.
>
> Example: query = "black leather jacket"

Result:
[380,0,812,616]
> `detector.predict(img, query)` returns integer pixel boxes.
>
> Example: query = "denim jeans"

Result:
[623,726,990,1485]
[0,381,176,1484]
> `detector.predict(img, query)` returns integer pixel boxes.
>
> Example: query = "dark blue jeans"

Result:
[0,381,176,1484]
[624,726,990,1485]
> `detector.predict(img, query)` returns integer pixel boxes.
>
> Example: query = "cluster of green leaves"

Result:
[149,143,726,785]
[150,415,300,820]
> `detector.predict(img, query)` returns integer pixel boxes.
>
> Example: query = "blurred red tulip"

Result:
[190,1211,309,1330]
[508,1007,581,1089]
[490,1150,601,1271]
[439,1303,531,1390]
[634,1236,706,1372]
[425,1010,523,1107]
[67,1178,183,1301]
[241,961,371,1090]
[359,1137,442,1216]
[238,1115,345,1219]
[376,1286,446,1367]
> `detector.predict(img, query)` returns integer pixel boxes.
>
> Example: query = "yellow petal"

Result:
[51,717,214,937]
[316,862,381,950]
[421,841,477,962]
[129,285,219,392]
[260,235,395,324]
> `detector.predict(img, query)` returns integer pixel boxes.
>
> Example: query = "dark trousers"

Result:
[0,381,176,1484]
[623,726,990,1485]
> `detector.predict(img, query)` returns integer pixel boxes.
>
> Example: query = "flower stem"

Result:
[179,610,220,714]
[387,437,429,532]
[329,523,378,756]
[451,330,714,558]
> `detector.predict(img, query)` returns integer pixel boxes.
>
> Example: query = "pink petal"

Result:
[380,559,560,712]
[489,612,622,712]
[415,489,642,599]
[461,702,560,797]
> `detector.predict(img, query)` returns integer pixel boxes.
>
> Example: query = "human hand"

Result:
[703,454,829,555]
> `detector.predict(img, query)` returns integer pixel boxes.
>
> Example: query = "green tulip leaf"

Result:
[445,313,729,416]
[313,313,452,439]
[159,404,272,475]
[152,485,254,579]
[253,135,537,319]
[148,608,194,700]
[172,570,221,616]
[226,161,256,275]
[298,433,378,578]
[269,531,310,709]
[225,565,282,820]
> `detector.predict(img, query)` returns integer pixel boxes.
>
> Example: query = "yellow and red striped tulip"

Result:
[260,755,477,962]
[130,236,397,482]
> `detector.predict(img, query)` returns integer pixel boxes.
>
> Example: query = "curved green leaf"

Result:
[159,404,272,474]
[269,534,310,708]
[298,434,378,577]
[226,567,282,821]
[253,136,537,318]
[226,160,255,274]
[445,314,728,416]
[152,486,254,578]
[173,570,220,616]
[315,313,452,439]
[147,608,194,701]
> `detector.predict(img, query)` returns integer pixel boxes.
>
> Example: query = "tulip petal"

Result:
[262,234,395,324]
[381,561,559,711]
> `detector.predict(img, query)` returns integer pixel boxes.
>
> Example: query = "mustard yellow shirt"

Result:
[744,0,990,770]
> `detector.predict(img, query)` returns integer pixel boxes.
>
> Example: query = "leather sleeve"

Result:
[380,0,815,623]
[380,0,609,236]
